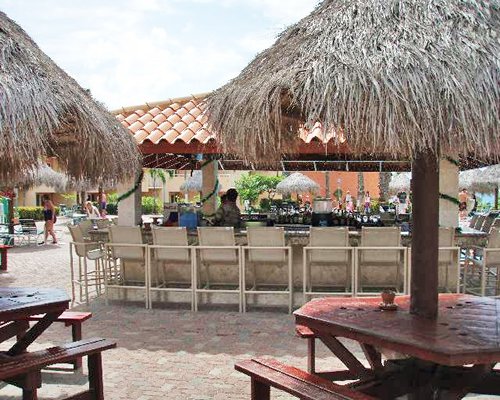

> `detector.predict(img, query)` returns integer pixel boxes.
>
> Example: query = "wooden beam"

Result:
[410,149,439,318]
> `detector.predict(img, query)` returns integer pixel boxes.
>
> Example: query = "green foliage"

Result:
[106,203,118,215]
[16,207,60,221]
[142,196,163,214]
[235,174,283,204]
[107,192,118,204]
[333,188,343,201]
[60,193,77,202]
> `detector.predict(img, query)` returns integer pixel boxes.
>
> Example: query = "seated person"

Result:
[84,201,101,219]
[214,189,242,228]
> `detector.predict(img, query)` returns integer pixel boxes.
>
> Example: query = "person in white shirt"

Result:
[84,201,101,219]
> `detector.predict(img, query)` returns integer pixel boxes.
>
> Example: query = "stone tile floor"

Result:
[0,218,496,399]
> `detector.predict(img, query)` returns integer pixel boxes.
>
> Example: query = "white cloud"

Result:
[1,0,319,108]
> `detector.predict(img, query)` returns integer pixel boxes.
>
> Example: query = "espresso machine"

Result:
[311,198,333,227]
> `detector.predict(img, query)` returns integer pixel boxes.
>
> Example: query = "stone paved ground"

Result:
[0,218,348,399]
[0,218,495,399]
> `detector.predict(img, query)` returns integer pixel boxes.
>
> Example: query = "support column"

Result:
[117,178,142,226]
[439,158,459,228]
[201,159,218,217]
[410,150,439,319]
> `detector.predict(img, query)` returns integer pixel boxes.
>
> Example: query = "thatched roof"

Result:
[17,164,68,192]
[207,0,500,163]
[0,12,141,184]
[459,164,500,193]
[276,172,319,195]
[389,172,411,193]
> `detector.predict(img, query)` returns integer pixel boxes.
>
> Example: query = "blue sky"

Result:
[1,0,319,109]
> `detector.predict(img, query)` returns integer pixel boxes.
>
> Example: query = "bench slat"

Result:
[296,324,315,338]
[235,358,376,400]
[25,311,92,323]
[0,338,116,380]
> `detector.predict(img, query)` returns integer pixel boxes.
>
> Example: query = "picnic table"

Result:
[294,294,500,399]
[0,287,115,399]
[0,287,70,355]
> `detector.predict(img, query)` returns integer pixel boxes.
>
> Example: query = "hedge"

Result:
[16,207,60,221]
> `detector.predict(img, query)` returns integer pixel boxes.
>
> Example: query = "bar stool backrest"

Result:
[489,219,500,234]
[360,227,401,264]
[198,227,238,264]
[482,214,496,233]
[309,227,349,264]
[247,227,286,263]
[152,227,189,263]
[108,226,144,261]
[68,225,98,258]
[438,227,455,264]
[78,219,93,235]
[487,228,500,264]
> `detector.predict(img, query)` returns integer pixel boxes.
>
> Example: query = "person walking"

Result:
[42,195,57,244]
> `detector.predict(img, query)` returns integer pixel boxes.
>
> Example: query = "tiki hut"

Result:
[180,171,222,193]
[180,171,203,193]
[18,164,68,192]
[460,165,500,208]
[208,0,500,318]
[276,172,319,195]
[0,11,141,184]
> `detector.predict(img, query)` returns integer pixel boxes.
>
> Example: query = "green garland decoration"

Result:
[439,192,460,206]
[445,156,460,168]
[117,171,144,203]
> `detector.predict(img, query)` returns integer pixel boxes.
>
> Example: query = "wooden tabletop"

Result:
[0,287,70,321]
[294,294,500,366]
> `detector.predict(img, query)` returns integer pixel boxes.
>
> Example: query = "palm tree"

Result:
[378,172,391,202]
[149,168,166,214]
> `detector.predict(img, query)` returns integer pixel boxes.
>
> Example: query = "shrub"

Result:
[16,206,60,221]
[106,203,118,215]
[142,196,163,214]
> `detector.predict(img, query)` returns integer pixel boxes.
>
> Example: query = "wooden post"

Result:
[201,159,218,217]
[410,150,439,319]
[495,184,499,210]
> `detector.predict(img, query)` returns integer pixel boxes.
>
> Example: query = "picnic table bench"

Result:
[24,311,93,369]
[0,337,116,400]
[235,358,376,400]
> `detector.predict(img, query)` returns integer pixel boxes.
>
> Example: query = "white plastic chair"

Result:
[242,227,292,313]
[105,226,149,308]
[195,227,242,312]
[149,227,194,310]
[303,227,354,302]
[68,225,104,304]
[356,227,407,295]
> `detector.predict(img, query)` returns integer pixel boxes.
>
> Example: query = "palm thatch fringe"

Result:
[276,172,319,195]
[0,12,141,184]
[207,0,500,164]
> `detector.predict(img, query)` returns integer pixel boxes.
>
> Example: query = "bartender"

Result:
[214,188,242,228]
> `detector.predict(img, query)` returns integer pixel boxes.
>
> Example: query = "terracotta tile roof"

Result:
[112,93,339,147]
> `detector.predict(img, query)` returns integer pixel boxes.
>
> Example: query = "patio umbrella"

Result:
[0,11,141,184]
[276,172,319,196]
[207,0,500,318]
[389,173,411,194]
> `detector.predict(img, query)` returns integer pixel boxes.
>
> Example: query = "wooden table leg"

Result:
[8,311,64,356]
[251,379,270,400]
[88,353,105,400]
